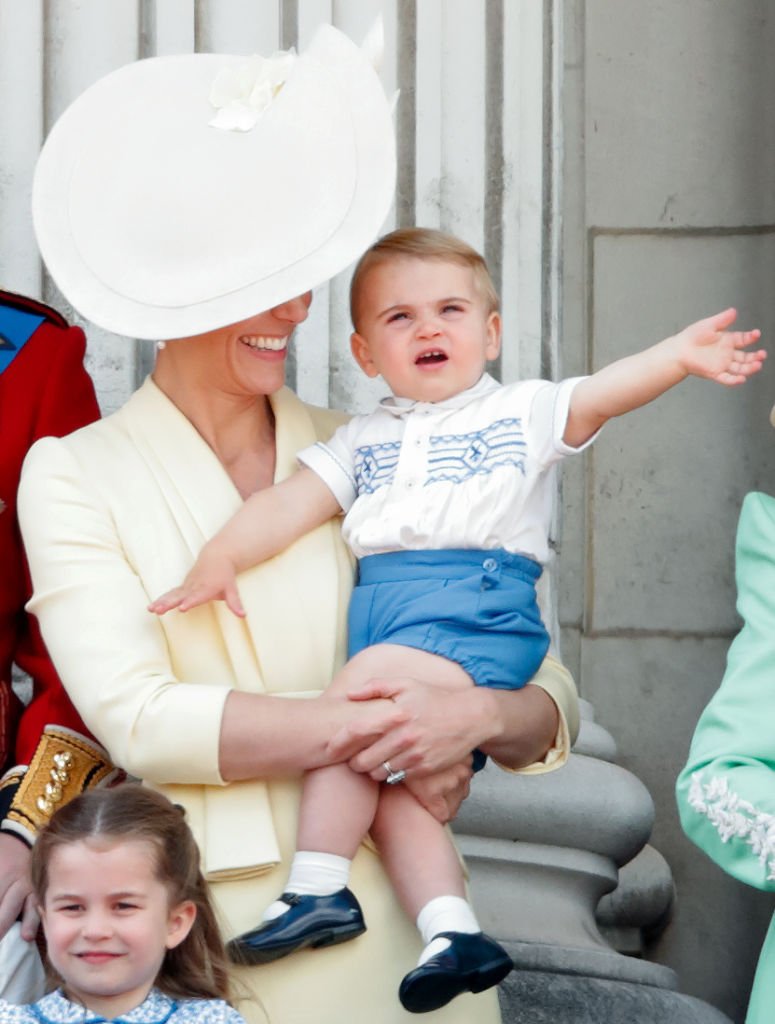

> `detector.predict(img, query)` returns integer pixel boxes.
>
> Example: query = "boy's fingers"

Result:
[225,585,246,617]
[708,306,737,331]
[148,590,183,614]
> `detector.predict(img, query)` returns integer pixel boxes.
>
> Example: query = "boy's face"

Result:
[350,257,501,403]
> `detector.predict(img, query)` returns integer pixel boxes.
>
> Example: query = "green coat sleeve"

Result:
[676,492,775,891]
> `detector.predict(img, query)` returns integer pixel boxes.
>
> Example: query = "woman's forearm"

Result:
[218,689,406,781]
[476,685,559,769]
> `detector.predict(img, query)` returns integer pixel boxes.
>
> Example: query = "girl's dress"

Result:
[0,988,245,1023]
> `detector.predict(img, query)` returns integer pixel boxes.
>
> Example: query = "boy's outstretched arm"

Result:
[149,468,341,616]
[564,307,765,448]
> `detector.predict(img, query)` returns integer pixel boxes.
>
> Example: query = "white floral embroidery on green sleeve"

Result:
[688,771,775,879]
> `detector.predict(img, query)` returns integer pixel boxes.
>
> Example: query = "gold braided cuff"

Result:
[3,727,120,844]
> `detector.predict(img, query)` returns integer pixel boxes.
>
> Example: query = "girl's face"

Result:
[40,838,195,1019]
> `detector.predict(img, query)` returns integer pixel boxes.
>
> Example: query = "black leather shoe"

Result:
[227,888,366,965]
[399,931,514,1013]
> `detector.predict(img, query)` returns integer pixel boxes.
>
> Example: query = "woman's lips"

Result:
[240,335,289,351]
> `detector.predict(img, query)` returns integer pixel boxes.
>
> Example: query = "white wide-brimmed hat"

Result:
[32,24,396,340]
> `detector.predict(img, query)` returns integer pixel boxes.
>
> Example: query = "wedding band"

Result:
[386,769,407,785]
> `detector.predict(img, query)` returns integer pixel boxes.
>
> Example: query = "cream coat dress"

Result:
[18,378,577,1024]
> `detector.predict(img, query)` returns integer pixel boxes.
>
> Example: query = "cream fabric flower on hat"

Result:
[209,50,296,132]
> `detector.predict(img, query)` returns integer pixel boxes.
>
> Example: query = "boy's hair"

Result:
[32,785,233,1003]
[349,227,500,331]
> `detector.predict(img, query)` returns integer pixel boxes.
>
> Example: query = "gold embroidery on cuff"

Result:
[7,728,118,838]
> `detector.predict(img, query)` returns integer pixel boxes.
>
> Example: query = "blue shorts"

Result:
[347,548,549,691]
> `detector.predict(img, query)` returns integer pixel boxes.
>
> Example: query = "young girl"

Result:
[0,786,249,1023]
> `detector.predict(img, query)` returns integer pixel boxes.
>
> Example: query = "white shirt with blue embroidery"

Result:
[299,373,596,563]
[0,988,246,1024]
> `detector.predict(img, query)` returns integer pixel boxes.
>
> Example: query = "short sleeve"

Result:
[527,377,602,467]
[297,417,366,511]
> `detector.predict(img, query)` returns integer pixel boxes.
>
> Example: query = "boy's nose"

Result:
[415,316,442,339]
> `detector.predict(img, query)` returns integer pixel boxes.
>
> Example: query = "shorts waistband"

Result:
[356,549,542,585]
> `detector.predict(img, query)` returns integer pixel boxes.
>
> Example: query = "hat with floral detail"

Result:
[32,22,396,341]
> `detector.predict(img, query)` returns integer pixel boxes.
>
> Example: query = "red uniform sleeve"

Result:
[0,307,100,769]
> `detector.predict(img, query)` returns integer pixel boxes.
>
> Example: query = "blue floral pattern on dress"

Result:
[0,988,246,1024]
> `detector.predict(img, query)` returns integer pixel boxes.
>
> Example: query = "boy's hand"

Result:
[677,307,765,386]
[148,552,245,617]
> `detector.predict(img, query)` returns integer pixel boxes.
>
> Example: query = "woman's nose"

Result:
[272,292,312,325]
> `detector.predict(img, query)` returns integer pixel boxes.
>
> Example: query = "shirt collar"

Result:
[33,989,177,1024]
[379,373,499,417]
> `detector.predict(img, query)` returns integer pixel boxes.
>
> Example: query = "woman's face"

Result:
[166,292,313,398]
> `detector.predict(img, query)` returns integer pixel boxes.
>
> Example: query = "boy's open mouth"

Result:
[415,350,448,365]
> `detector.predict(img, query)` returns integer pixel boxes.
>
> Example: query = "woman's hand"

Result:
[0,833,38,941]
[326,675,561,778]
[403,759,474,824]
[327,676,495,778]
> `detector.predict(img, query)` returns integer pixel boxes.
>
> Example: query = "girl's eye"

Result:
[59,904,83,914]
[115,902,138,911]
[442,304,463,314]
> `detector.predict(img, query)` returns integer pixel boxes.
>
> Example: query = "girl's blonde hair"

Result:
[32,785,232,1003]
[349,227,500,331]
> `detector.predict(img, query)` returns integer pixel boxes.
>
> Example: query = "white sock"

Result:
[416,896,480,966]
[262,851,352,921]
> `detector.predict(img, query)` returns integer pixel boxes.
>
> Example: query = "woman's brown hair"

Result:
[31,784,232,1003]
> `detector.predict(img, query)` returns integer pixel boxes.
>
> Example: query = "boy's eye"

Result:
[115,902,138,911]
[386,311,409,323]
[442,304,463,314]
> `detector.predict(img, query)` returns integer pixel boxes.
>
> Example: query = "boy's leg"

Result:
[227,643,471,965]
[290,642,473,876]
[367,687,515,1012]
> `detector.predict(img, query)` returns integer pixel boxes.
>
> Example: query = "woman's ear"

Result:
[485,311,502,361]
[350,332,379,378]
[166,900,197,950]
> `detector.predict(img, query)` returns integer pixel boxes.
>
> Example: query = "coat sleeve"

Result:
[17,435,230,787]
[676,491,775,891]
[11,321,101,762]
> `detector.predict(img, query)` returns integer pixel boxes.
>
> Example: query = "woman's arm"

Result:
[17,436,401,785]
[218,689,405,781]
[676,492,775,892]
[331,655,575,778]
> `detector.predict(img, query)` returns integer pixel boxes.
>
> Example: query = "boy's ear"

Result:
[485,311,502,361]
[166,900,197,950]
[350,332,379,378]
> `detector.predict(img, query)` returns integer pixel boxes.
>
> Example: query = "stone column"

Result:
[453,700,732,1023]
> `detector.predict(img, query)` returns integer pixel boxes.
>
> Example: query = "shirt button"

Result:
[414,437,423,447]
[482,557,498,572]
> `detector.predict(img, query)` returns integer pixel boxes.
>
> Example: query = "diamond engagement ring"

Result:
[386,769,406,785]
[382,761,406,785]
